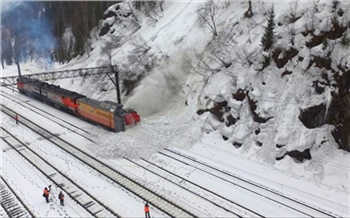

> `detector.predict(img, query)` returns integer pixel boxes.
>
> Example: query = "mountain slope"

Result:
[55,0,350,193]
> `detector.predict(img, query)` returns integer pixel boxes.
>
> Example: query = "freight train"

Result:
[16,76,140,132]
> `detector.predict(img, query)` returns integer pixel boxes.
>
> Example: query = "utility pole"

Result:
[16,62,21,77]
[111,65,121,104]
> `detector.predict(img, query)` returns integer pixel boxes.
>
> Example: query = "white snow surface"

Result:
[1,0,350,217]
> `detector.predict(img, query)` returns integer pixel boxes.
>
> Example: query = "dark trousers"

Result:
[60,199,64,206]
[45,195,49,203]
[16,120,18,124]
[145,212,150,218]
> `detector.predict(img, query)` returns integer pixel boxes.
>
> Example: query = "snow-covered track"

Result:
[125,158,260,217]
[0,176,33,218]
[161,148,338,218]
[0,127,119,218]
[1,105,200,217]
[0,88,95,142]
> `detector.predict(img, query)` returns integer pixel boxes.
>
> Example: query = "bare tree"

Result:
[326,40,336,57]
[235,47,257,67]
[122,36,155,75]
[183,22,239,77]
[196,0,219,37]
[100,35,124,66]
[182,53,210,77]
[280,1,299,45]
[246,21,252,43]
[288,1,299,23]
[338,54,349,66]
[148,0,164,22]
[131,0,164,22]
[287,22,296,45]
[148,7,163,23]
[205,26,239,68]
[127,2,140,22]
[305,1,318,33]
[130,36,151,56]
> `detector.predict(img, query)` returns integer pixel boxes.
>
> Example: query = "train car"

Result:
[77,98,126,132]
[41,83,86,114]
[17,77,46,98]
[17,77,85,114]
[16,76,140,132]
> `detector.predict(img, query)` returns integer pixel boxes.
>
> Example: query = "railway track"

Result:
[0,104,202,217]
[124,158,262,217]
[159,148,338,217]
[0,176,34,218]
[1,127,119,217]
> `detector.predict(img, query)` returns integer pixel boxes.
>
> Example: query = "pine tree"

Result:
[261,6,276,51]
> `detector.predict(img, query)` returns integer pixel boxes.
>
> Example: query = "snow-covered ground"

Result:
[1,0,350,217]
[1,62,349,217]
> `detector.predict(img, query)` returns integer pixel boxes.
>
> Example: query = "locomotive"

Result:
[16,76,140,132]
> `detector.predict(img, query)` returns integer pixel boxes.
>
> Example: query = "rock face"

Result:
[276,149,312,162]
[299,104,327,129]
[328,97,350,151]
[326,70,350,151]
[194,1,350,157]
[299,71,350,151]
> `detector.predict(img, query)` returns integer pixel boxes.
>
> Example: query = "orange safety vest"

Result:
[144,205,149,213]
[59,194,64,200]
[44,189,49,196]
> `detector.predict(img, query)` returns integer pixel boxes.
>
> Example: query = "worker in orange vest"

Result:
[15,114,19,124]
[144,202,150,218]
[43,185,51,203]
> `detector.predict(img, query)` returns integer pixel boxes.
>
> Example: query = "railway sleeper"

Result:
[13,212,27,218]
[5,204,19,210]
[1,196,11,202]
[5,200,18,208]
[1,190,10,197]
[9,207,23,213]
[8,209,22,216]
[15,213,28,218]
[48,173,57,177]
[3,198,15,205]
[13,144,23,149]
[83,201,95,208]
[3,197,14,202]
[8,208,22,215]
[0,193,7,198]
[3,200,16,206]
[3,192,13,198]
[72,194,82,198]
[93,209,103,215]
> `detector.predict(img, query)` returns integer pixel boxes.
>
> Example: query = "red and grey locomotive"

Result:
[16,76,140,132]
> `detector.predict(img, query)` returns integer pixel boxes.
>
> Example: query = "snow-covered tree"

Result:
[196,0,219,37]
